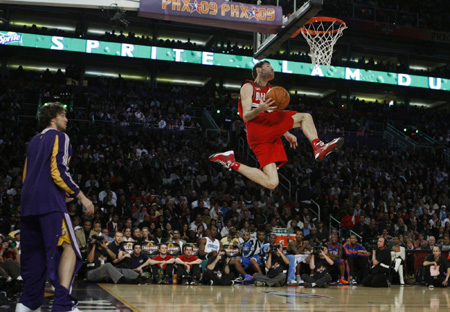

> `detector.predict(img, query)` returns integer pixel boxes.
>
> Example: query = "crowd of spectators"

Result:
[0,70,449,291]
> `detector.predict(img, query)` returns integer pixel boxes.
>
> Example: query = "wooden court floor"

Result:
[6,282,450,312]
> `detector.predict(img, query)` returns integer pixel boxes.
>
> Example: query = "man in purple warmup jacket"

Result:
[17,102,94,312]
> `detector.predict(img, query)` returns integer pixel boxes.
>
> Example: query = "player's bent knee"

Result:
[266,179,279,190]
[293,112,312,122]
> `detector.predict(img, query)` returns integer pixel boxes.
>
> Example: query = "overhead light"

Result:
[7,64,65,72]
[87,29,110,35]
[10,22,75,32]
[85,71,146,80]
[409,65,429,71]
[215,83,241,90]
[289,89,332,98]
[157,78,209,86]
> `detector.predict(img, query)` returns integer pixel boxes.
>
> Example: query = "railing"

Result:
[206,129,230,146]
[299,199,321,222]
[329,215,341,237]
[329,214,363,242]
[202,109,220,130]
[330,215,363,243]
[350,230,363,243]
[384,122,417,152]
[443,149,450,166]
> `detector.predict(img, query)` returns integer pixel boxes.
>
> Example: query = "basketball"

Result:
[266,86,290,111]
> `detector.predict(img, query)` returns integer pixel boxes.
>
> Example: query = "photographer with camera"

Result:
[0,238,20,266]
[202,249,235,285]
[86,235,139,284]
[301,244,333,288]
[254,244,289,287]
[0,237,23,297]
[362,237,391,287]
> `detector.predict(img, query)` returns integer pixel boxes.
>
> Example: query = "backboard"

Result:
[253,0,323,60]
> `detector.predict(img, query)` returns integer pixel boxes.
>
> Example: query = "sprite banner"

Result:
[1,31,449,92]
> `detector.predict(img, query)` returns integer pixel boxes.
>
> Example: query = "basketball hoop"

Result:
[296,17,347,68]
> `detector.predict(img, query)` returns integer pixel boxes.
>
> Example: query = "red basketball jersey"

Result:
[238,80,272,124]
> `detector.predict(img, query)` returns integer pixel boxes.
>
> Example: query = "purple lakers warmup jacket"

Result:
[21,128,81,216]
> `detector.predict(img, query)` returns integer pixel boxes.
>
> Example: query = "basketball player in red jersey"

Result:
[210,60,343,190]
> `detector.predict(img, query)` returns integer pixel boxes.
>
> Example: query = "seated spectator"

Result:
[340,209,360,238]
[287,230,312,285]
[148,243,175,284]
[175,244,202,285]
[423,246,450,288]
[362,237,391,287]
[239,231,268,273]
[202,249,235,286]
[254,244,289,287]
[327,233,348,284]
[391,236,406,285]
[107,214,123,234]
[441,235,450,252]
[316,221,329,243]
[305,227,321,245]
[122,227,134,242]
[302,244,333,288]
[166,230,186,251]
[189,214,207,232]
[427,236,438,250]
[233,231,263,283]
[100,228,114,243]
[415,233,428,249]
[86,236,139,284]
[198,226,222,259]
[107,231,128,267]
[128,242,150,283]
[344,234,369,285]
[131,227,142,242]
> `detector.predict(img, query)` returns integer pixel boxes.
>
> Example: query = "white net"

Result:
[300,17,347,67]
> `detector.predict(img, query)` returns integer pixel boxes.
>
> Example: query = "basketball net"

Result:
[292,17,347,68]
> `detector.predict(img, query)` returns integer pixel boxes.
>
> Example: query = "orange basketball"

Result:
[266,86,290,111]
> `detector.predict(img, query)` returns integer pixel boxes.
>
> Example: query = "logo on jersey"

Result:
[254,92,266,102]
[61,225,67,237]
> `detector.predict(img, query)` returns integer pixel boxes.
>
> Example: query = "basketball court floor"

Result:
[5,282,450,312]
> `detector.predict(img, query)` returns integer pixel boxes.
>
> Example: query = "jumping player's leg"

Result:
[236,162,279,190]
[209,151,280,189]
[291,112,318,142]
[291,112,344,161]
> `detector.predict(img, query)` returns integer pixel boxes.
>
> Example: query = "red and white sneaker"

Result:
[209,150,236,170]
[314,137,344,162]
